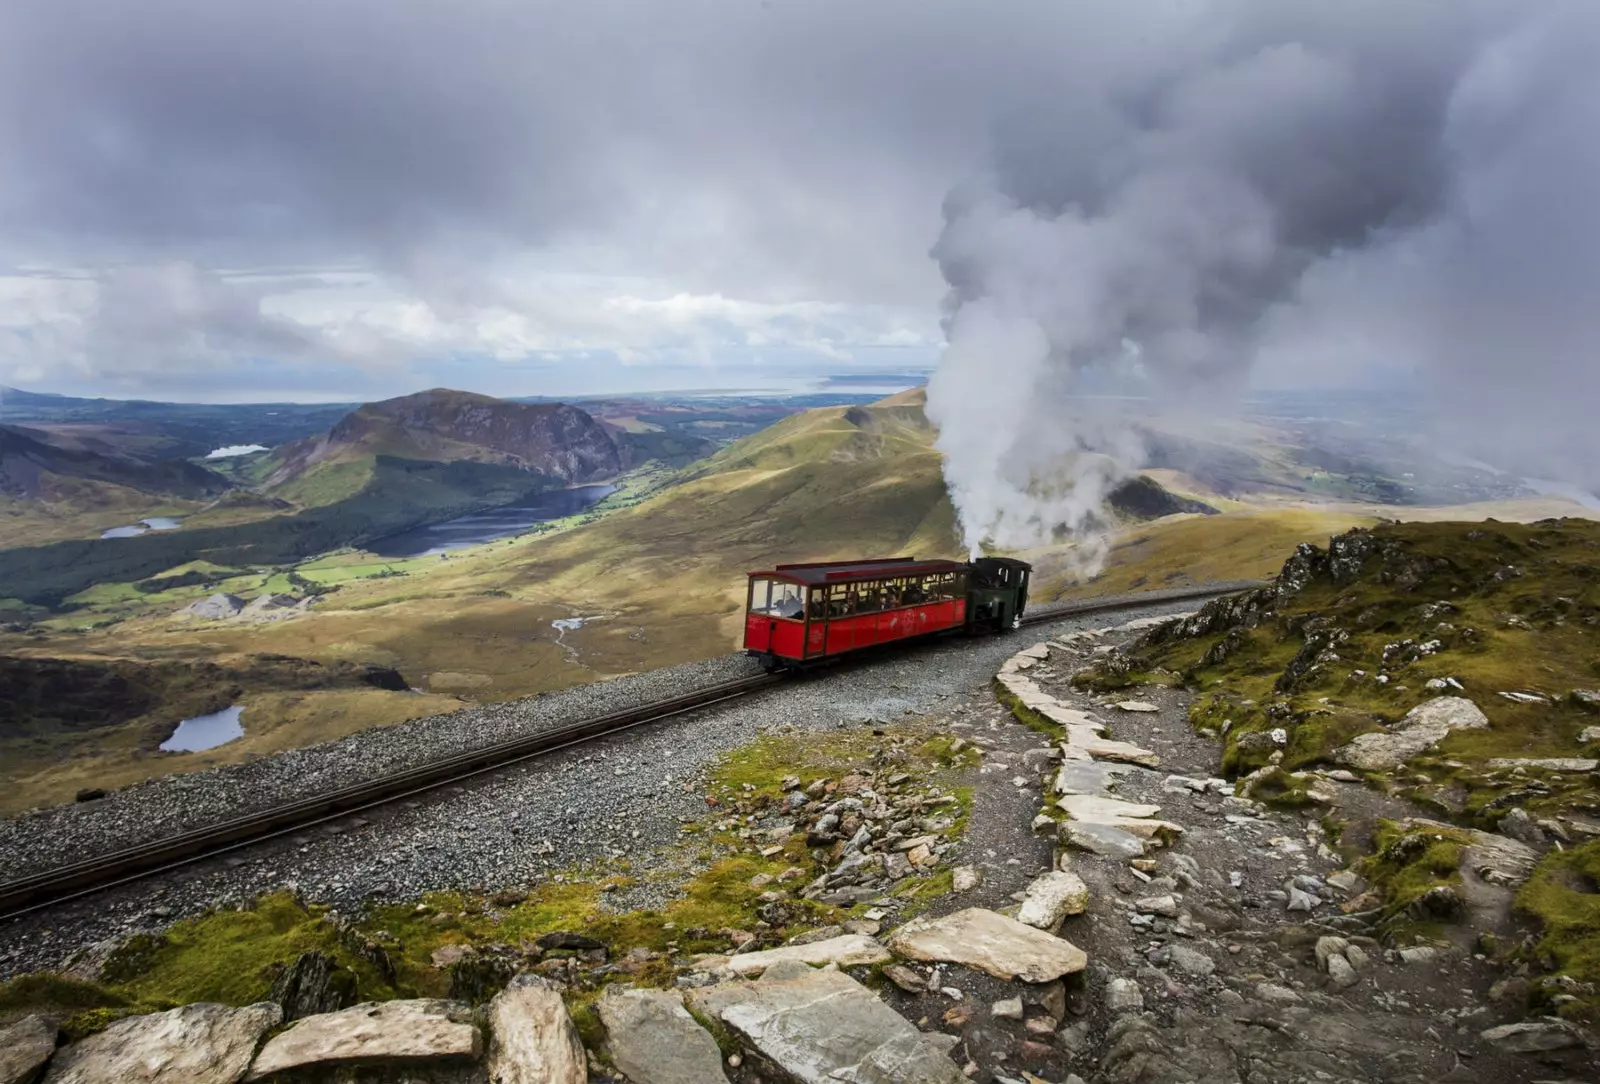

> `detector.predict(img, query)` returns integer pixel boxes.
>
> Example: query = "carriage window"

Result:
[751,579,806,618]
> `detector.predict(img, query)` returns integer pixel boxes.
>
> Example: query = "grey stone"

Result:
[269,951,359,1022]
[1254,983,1301,1004]
[952,866,981,892]
[597,986,728,1084]
[1061,821,1147,859]
[1398,947,1439,965]
[1326,954,1359,989]
[888,907,1088,983]
[1133,895,1178,918]
[0,1016,57,1084]
[1017,871,1089,929]
[1479,1019,1587,1054]
[1054,761,1123,796]
[45,1002,280,1084]
[485,976,585,1084]
[1152,944,1214,977]
[1286,886,1317,912]
[694,934,889,977]
[247,1000,479,1081]
[688,967,964,1084]
[1105,978,1144,1014]
[991,997,1024,1020]
[1335,697,1489,770]
[1314,936,1349,971]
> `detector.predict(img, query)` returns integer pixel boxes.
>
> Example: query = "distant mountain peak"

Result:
[265,390,627,494]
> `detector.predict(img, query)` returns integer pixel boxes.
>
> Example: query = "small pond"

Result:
[101,517,183,539]
[160,705,245,752]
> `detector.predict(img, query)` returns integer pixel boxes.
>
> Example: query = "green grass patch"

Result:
[1516,840,1600,1022]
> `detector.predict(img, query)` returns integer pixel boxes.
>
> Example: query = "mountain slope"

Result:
[263,390,626,503]
[0,425,230,502]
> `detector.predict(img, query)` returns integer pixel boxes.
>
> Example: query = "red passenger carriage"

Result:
[743,556,972,669]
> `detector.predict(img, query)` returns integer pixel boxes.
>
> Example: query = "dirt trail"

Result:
[889,622,1592,1084]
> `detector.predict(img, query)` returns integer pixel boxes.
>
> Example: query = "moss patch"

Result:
[1,718,977,1035]
[1516,840,1600,1022]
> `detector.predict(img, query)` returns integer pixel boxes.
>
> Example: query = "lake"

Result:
[364,484,618,558]
[101,516,183,539]
[161,705,245,752]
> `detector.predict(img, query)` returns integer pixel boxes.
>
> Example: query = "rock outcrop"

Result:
[689,965,965,1084]
[43,1002,280,1084]
[246,1000,480,1080]
[484,976,586,1084]
[0,1015,57,1084]
[596,986,729,1084]
[1335,697,1490,770]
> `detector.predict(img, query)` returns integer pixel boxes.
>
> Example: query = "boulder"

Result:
[695,934,890,977]
[1017,871,1090,929]
[0,1015,57,1084]
[1479,1019,1587,1055]
[269,951,358,1021]
[44,1003,279,1084]
[688,966,964,1084]
[1336,697,1489,770]
[486,976,586,1084]
[887,908,1087,982]
[246,1000,479,1081]
[596,986,728,1084]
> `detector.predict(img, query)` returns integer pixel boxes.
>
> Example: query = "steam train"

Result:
[743,556,1032,670]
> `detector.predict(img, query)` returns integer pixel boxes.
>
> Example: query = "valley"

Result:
[2,385,1596,814]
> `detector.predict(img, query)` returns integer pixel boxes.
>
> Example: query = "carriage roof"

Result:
[746,557,968,587]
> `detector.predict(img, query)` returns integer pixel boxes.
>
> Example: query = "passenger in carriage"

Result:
[903,581,926,605]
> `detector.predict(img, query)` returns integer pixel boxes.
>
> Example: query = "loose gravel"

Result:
[0,596,1210,978]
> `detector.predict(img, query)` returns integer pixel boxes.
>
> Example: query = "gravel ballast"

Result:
[0,595,1214,977]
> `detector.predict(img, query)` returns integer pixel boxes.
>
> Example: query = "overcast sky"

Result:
[1,0,1596,443]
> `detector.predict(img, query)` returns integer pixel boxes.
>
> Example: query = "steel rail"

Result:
[0,580,1257,921]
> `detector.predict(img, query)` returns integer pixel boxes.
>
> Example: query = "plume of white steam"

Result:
[925,1,1600,565]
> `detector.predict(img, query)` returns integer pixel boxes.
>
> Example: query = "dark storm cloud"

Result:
[0,0,1596,499]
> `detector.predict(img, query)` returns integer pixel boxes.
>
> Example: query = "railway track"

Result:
[0,580,1254,921]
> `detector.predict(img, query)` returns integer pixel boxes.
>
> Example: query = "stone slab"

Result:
[247,1000,479,1081]
[0,1015,58,1084]
[1056,794,1162,821]
[887,907,1087,983]
[688,967,963,1084]
[485,976,585,1084]
[693,934,890,976]
[46,1003,280,1084]
[597,987,727,1084]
